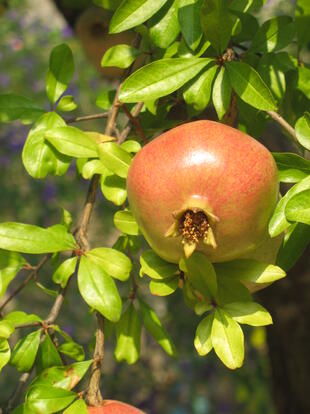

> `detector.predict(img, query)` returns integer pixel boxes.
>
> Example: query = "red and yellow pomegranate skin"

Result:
[127,120,279,263]
[87,400,145,413]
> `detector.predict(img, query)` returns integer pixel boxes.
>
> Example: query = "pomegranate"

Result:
[87,400,145,413]
[127,120,279,263]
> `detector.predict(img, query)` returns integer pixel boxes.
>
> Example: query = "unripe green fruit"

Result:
[127,120,279,263]
[87,400,145,413]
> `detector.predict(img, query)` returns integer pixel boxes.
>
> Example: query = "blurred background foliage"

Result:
[0,0,299,412]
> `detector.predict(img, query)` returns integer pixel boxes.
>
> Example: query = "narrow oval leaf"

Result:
[285,189,310,225]
[26,385,76,414]
[249,16,295,54]
[52,257,77,288]
[226,61,277,110]
[0,222,76,254]
[0,250,26,298]
[86,247,132,281]
[11,403,34,414]
[149,0,180,49]
[36,333,62,373]
[120,140,141,153]
[215,277,252,306]
[0,320,14,339]
[115,302,141,364]
[63,399,88,414]
[46,43,74,105]
[194,313,214,356]
[139,299,177,356]
[114,209,139,235]
[101,44,141,69]
[99,142,132,178]
[110,0,169,33]
[4,311,42,327]
[212,66,232,120]
[211,308,244,369]
[183,62,218,111]
[22,112,71,179]
[269,175,310,237]
[273,152,310,183]
[10,330,41,372]
[178,0,203,51]
[223,301,272,326]
[57,95,77,112]
[119,58,212,103]
[0,94,44,124]
[78,256,122,322]
[149,277,178,296]
[100,172,127,206]
[295,113,310,151]
[276,222,310,271]
[58,341,85,362]
[0,338,11,372]
[140,250,178,280]
[214,259,286,284]
[45,126,98,158]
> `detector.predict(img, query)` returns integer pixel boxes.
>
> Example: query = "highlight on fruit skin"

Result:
[87,400,146,413]
[127,120,279,264]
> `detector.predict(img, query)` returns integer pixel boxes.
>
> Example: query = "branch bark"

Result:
[266,111,298,144]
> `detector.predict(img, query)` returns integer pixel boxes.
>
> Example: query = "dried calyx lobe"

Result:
[166,208,217,258]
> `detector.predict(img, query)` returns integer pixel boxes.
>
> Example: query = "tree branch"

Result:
[266,110,298,144]
[66,112,109,124]
[121,103,147,144]
[119,102,145,144]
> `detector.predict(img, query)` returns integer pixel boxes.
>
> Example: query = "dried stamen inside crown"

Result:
[179,210,210,244]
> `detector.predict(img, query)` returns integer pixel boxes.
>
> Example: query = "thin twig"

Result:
[266,110,298,144]
[0,255,50,312]
[66,112,109,124]
[223,90,238,128]
[5,373,30,413]
[119,102,145,144]
[121,103,147,143]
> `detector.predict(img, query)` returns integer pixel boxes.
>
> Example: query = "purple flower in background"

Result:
[42,182,57,202]
[0,74,10,87]
[62,25,73,39]
[0,156,10,168]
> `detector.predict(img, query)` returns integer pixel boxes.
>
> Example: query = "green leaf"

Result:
[229,0,265,13]
[178,0,203,51]
[57,95,77,112]
[0,94,44,124]
[0,320,14,339]
[140,249,178,280]
[120,140,141,154]
[94,0,122,10]
[82,160,107,180]
[58,341,85,362]
[115,302,141,364]
[119,58,212,103]
[149,277,178,296]
[0,222,76,254]
[96,88,116,111]
[86,247,132,281]
[276,223,310,271]
[223,301,272,326]
[99,142,132,178]
[180,252,217,297]
[36,334,62,373]
[226,61,277,111]
[78,256,122,322]
[269,176,310,237]
[183,62,218,111]
[214,259,286,284]
[212,66,232,120]
[52,257,77,288]
[26,385,76,414]
[273,152,310,183]
[139,299,176,356]
[4,311,42,327]
[10,330,41,372]
[194,313,213,356]
[30,360,92,390]
[114,209,139,235]
[110,0,169,33]
[0,250,26,298]
[285,189,310,225]
[257,54,286,101]
[63,399,88,414]
[11,403,34,414]
[297,67,310,100]
[149,0,180,49]
[100,171,127,206]
[45,126,99,158]
[61,208,73,230]
[295,113,310,151]
[101,44,141,69]
[249,16,295,54]
[46,43,74,105]
[215,277,253,306]
[211,308,244,369]
[296,0,310,46]
[201,0,235,53]
[0,338,11,372]
[22,112,71,179]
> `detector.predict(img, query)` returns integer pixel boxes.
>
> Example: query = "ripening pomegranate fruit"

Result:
[127,120,279,263]
[87,400,145,413]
